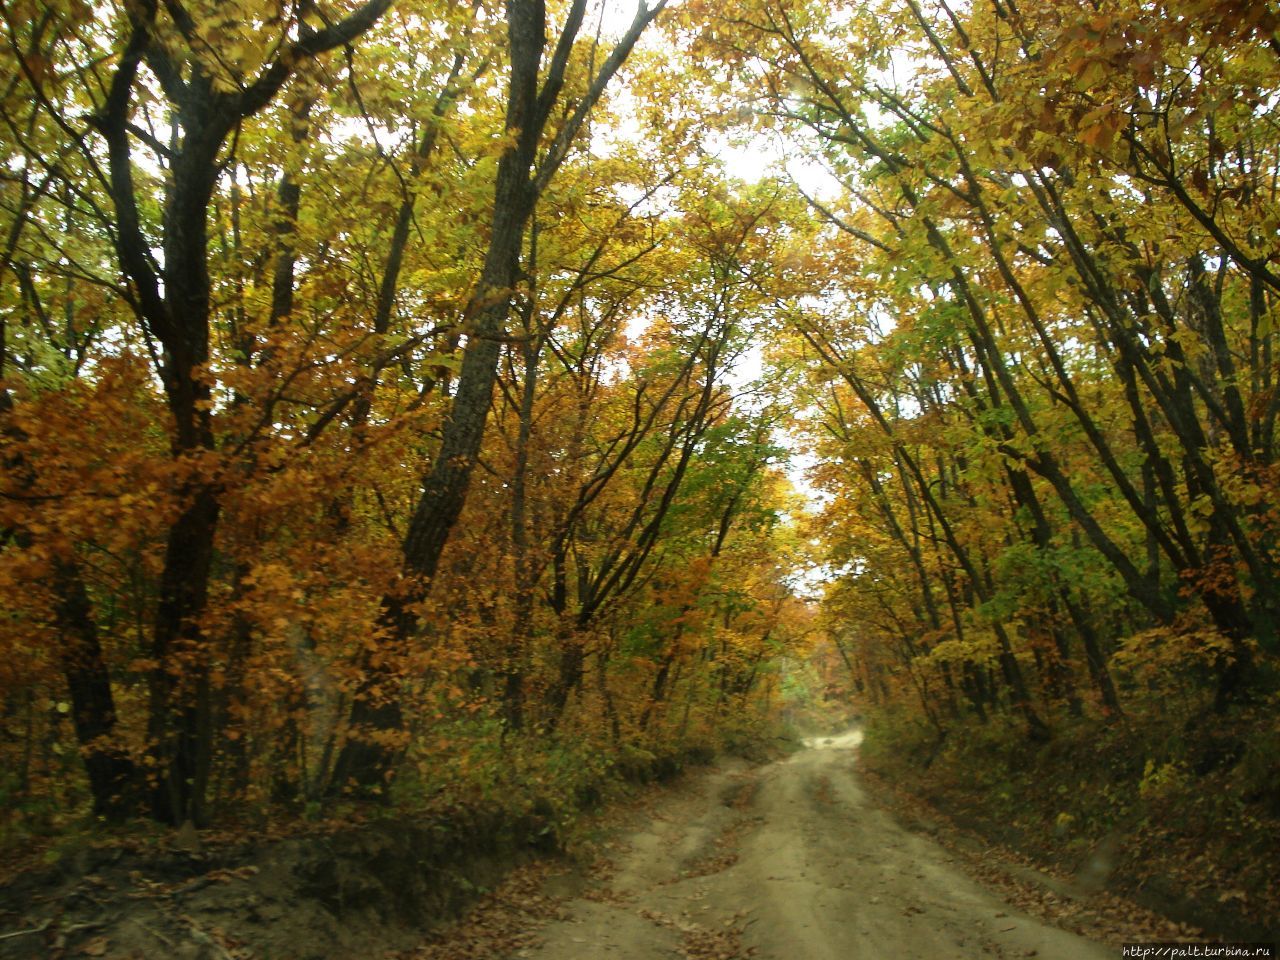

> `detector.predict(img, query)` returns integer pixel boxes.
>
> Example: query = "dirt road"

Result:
[516,732,1114,960]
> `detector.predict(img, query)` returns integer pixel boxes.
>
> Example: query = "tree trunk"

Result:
[53,560,138,818]
[330,0,668,791]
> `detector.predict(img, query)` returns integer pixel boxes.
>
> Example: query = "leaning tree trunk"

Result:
[331,0,668,794]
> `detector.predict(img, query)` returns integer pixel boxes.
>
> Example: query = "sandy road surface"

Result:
[515,732,1114,960]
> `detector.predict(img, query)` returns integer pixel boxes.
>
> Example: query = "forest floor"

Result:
[405,731,1192,960]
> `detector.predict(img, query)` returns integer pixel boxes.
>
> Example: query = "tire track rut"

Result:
[511,734,1113,959]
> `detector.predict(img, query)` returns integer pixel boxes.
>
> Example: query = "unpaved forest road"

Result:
[517,733,1113,960]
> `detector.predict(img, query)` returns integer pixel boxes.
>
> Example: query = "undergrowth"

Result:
[1,708,777,883]
[859,696,1280,940]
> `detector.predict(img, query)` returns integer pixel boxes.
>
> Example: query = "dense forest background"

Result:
[2,0,1278,930]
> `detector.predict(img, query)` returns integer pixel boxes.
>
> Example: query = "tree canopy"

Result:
[1,0,1278,868]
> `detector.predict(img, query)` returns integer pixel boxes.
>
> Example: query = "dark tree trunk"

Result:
[95,0,392,821]
[331,0,667,792]
[3,392,137,818]
[53,560,139,818]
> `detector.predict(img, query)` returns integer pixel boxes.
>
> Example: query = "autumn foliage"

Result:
[1,0,1279,923]
[0,0,809,836]
[686,0,1280,925]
